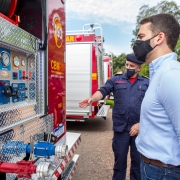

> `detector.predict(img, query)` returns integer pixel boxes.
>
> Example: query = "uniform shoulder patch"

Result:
[114,73,123,76]
[142,75,149,79]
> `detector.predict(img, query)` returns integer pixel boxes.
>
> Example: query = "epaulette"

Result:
[114,73,123,76]
[142,75,149,79]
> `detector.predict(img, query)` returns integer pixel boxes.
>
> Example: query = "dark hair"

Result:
[140,13,180,50]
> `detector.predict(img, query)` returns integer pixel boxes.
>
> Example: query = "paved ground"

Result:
[67,109,130,180]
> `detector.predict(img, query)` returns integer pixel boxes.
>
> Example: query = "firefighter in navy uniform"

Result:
[79,54,149,180]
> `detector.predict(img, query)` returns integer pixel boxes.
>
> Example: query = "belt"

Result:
[140,154,180,168]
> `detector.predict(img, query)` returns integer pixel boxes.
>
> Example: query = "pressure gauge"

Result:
[13,56,20,67]
[21,59,25,67]
[1,51,10,67]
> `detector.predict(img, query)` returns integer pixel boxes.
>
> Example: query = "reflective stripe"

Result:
[92,73,97,80]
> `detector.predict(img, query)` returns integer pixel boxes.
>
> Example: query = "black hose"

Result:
[0,0,12,16]
[4,85,12,98]
[0,0,3,11]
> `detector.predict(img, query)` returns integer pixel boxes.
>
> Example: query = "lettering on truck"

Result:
[66,36,75,42]
[51,60,65,73]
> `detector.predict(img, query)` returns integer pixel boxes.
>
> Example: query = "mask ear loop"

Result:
[150,33,159,40]
[150,33,159,49]
[152,44,158,49]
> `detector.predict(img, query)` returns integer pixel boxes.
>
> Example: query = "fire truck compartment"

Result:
[66,43,92,116]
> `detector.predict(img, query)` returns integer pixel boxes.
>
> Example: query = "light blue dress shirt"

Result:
[136,52,180,166]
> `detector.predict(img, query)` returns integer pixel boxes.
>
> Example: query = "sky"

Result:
[66,0,180,56]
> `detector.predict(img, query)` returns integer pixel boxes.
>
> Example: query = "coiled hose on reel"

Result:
[0,0,12,16]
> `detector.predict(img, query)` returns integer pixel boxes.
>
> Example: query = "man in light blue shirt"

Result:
[133,13,180,180]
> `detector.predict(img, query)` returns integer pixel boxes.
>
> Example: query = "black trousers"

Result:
[112,131,140,180]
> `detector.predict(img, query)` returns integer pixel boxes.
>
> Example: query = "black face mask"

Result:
[133,35,158,62]
[126,68,136,78]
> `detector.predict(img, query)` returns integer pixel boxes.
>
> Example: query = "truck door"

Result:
[66,43,92,116]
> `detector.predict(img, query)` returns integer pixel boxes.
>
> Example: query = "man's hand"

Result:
[129,123,139,136]
[79,98,93,108]
[79,91,103,108]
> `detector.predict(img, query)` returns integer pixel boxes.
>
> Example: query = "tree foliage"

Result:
[138,63,149,77]
[111,53,126,74]
[175,39,180,62]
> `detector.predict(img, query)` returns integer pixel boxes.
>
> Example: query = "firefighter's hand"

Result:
[129,123,139,136]
[79,98,93,108]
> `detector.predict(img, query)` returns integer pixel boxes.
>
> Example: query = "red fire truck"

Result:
[66,24,110,122]
[103,55,112,84]
[0,0,81,179]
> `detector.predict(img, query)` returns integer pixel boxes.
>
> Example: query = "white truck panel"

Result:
[104,61,109,84]
[66,43,92,116]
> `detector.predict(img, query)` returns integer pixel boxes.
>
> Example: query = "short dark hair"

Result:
[140,13,180,50]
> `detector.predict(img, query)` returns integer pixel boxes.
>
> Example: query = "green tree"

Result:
[131,1,180,76]
[175,39,180,61]
[111,53,126,74]
[139,63,149,77]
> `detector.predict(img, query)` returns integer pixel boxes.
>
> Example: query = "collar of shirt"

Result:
[149,52,177,79]
[121,73,144,81]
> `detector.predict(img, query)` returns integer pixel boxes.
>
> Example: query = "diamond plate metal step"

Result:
[61,154,79,180]
[96,104,110,117]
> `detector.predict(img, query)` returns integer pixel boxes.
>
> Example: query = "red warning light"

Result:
[75,35,82,41]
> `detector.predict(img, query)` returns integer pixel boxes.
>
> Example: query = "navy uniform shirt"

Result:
[99,73,149,132]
